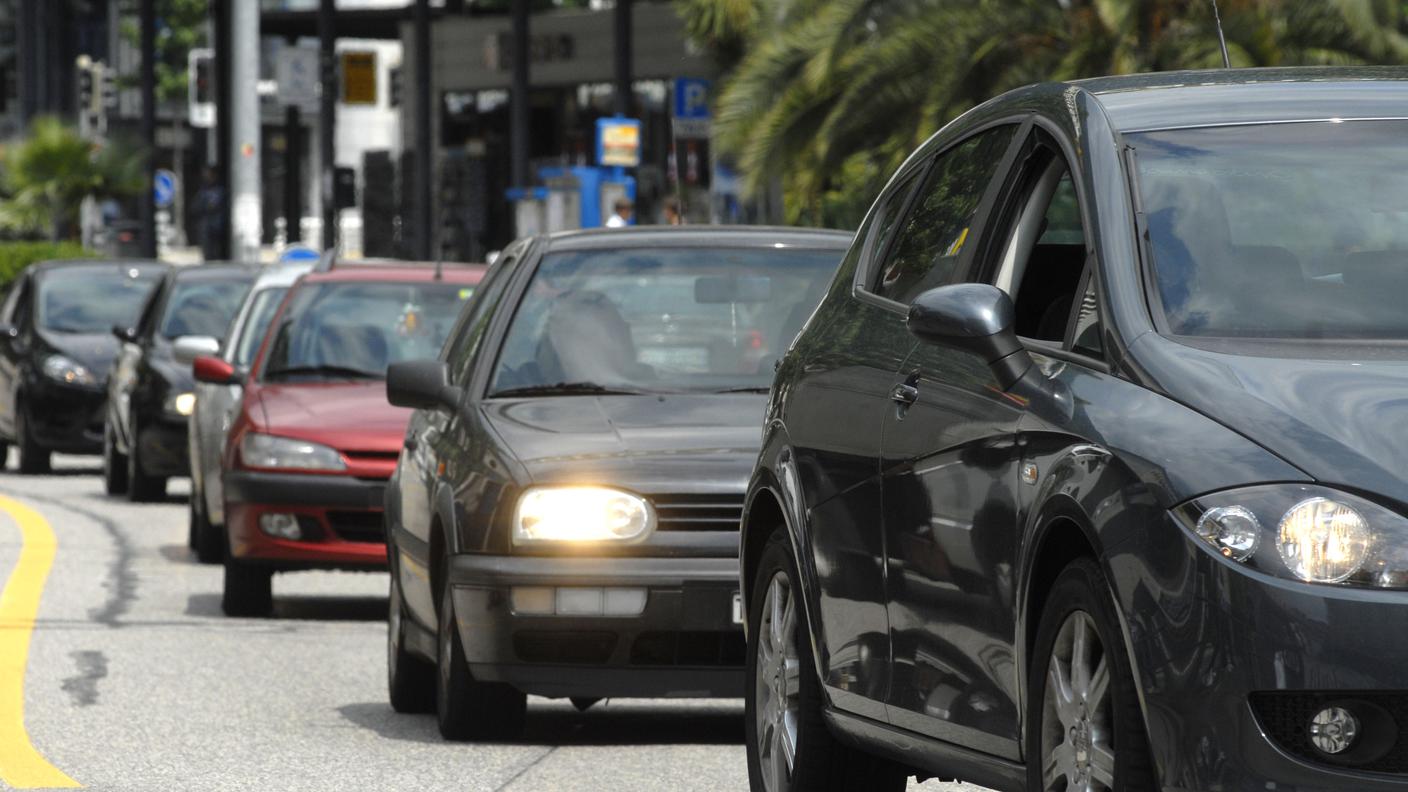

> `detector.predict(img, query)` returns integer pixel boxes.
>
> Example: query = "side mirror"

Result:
[907,283,1032,390]
[387,360,461,411]
[193,355,242,386]
[0,324,17,340]
[173,335,221,366]
[112,324,137,344]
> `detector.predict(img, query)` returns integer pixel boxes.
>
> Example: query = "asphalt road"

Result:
[0,457,985,791]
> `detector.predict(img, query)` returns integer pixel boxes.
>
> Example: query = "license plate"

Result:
[732,592,744,625]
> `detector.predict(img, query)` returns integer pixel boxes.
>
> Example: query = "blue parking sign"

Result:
[674,78,711,120]
[154,169,177,209]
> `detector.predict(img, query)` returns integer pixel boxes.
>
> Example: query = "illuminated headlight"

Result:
[513,486,655,545]
[41,354,95,386]
[240,432,346,472]
[1176,485,1404,587]
[165,392,196,417]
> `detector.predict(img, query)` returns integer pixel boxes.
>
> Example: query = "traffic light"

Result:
[188,48,215,128]
[76,59,94,112]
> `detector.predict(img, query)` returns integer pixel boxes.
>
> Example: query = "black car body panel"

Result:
[386,227,852,701]
[742,68,1408,791]
[0,260,167,456]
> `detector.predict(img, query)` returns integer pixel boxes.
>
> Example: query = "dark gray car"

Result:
[741,67,1408,792]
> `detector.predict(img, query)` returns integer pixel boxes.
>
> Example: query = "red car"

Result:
[193,262,486,616]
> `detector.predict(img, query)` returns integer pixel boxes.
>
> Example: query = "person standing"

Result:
[193,167,227,261]
[662,197,683,226]
[605,198,633,228]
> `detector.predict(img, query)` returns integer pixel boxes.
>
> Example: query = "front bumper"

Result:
[447,554,744,699]
[225,470,388,570]
[24,379,105,454]
[1125,521,1408,790]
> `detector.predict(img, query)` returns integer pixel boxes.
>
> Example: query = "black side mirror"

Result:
[111,324,137,343]
[0,324,17,341]
[907,283,1033,390]
[387,360,462,411]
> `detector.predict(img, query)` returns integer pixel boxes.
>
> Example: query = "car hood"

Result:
[1131,332,1408,504]
[482,393,767,492]
[36,330,120,381]
[251,381,412,453]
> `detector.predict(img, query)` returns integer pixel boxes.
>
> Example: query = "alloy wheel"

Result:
[754,570,801,792]
[1041,610,1115,791]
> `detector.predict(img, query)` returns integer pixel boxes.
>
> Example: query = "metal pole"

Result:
[284,105,302,244]
[414,0,432,260]
[613,0,632,118]
[230,0,262,263]
[510,0,529,190]
[319,0,336,251]
[139,0,157,257]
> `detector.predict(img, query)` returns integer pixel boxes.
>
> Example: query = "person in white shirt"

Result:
[605,198,633,228]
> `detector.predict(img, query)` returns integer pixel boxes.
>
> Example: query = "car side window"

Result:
[446,257,517,385]
[873,125,1017,305]
[988,138,1103,357]
[862,169,922,278]
[134,281,166,338]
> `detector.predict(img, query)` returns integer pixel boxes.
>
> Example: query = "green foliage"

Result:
[119,0,209,104]
[0,117,147,241]
[0,242,95,289]
[680,0,1408,228]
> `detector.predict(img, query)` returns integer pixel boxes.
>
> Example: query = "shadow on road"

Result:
[0,465,104,478]
[186,592,387,621]
[338,700,744,746]
[160,544,202,565]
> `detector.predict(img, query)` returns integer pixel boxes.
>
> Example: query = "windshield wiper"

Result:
[714,386,771,394]
[264,364,382,381]
[491,382,648,398]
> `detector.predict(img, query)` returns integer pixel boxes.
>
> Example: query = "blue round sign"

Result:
[279,244,320,263]
[154,169,177,209]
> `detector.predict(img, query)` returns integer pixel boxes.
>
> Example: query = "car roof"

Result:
[249,262,315,291]
[302,262,486,284]
[539,225,854,253]
[169,263,260,283]
[32,258,167,275]
[1069,66,1408,132]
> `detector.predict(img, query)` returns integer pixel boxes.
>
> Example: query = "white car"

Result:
[187,260,314,562]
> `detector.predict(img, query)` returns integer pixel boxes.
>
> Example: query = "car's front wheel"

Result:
[388,566,435,713]
[126,414,166,502]
[14,402,50,475]
[745,530,908,792]
[221,561,273,617]
[102,420,129,495]
[435,559,526,741]
[1027,558,1156,792]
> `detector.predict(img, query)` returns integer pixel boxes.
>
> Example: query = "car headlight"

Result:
[42,354,96,386]
[239,432,346,472]
[1176,484,1408,587]
[513,486,655,545]
[164,392,196,417]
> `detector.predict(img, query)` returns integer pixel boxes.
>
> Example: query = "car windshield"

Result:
[37,266,161,334]
[490,245,843,396]
[232,286,288,367]
[1133,119,1408,339]
[261,280,474,381]
[158,277,252,341]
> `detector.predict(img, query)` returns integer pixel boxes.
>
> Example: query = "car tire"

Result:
[745,530,908,792]
[126,416,166,502]
[102,421,129,495]
[435,560,526,741]
[14,403,51,475]
[190,495,224,564]
[388,566,435,714]
[221,561,273,617]
[0,440,9,469]
[1026,558,1157,792]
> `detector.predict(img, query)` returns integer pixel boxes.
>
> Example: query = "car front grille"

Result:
[629,631,746,667]
[327,510,385,544]
[651,494,745,532]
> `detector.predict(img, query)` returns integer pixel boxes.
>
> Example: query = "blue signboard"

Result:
[154,169,177,209]
[673,78,712,120]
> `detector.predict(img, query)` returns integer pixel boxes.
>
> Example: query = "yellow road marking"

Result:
[0,496,81,789]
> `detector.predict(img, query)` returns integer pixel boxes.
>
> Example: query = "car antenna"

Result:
[1211,0,1232,68]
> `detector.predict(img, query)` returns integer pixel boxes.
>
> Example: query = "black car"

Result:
[104,263,254,501]
[740,67,1408,792]
[383,227,850,740]
[0,259,167,473]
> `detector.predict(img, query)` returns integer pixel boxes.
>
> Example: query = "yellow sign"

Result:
[598,118,641,168]
[341,51,378,105]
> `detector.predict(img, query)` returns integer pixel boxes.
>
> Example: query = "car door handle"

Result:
[890,383,919,406]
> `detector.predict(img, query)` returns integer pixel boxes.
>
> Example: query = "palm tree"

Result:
[682,0,1408,226]
[0,117,145,242]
